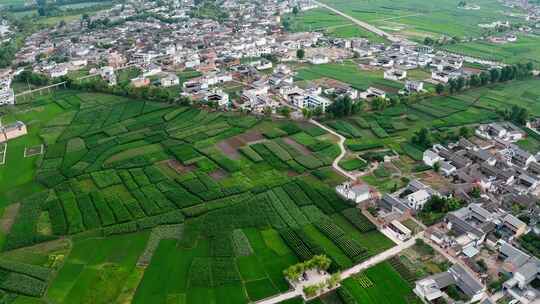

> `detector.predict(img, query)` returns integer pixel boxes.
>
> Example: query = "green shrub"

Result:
[48,199,68,235]
[91,170,121,188]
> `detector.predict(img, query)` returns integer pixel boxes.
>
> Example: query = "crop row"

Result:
[341,208,376,233]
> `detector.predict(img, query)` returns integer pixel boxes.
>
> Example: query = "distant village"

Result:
[2,0,535,114]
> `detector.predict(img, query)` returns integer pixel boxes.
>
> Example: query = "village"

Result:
[0,0,540,303]
[2,0,535,114]
[336,120,540,304]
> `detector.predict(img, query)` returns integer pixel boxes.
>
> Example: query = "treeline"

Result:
[325,96,363,118]
[436,62,534,94]
[66,77,190,105]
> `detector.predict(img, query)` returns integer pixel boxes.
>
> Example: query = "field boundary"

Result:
[0,142,7,165]
[24,144,44,158]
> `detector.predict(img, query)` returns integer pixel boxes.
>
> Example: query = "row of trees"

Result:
[436,62,534,95]
[65,77,190,105]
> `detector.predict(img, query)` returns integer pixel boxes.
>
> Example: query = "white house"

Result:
[404,81,424,93]
[406,189,431,210]
[336,182,371,203]
[440,161,457,176]
[384,68,407,81]
[206,89,229,108]
[414,265,486,303]
[160,73,180,87]
[301,94,332,112]
[310,55,329,65]
[359,87,386,100]
[100,66,117,86]
[255,60,273,70]
[0,77,14,106]
[423,149,442,167]
[142,64,162,77]
[49,65,68,78]
[431,71,450,83]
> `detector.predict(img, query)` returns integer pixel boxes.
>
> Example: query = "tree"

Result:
[469,74,480,87]
[296,49,305,60]
[412,128,432,148]
[459,126,472,138]
[435,83,445,95]
[301,108,312,119]
[456,76,466,91]
[433,161,440,172]
[310,255,332,271]
[312,106,323,117]
[292,6,300,16]
[489,68,501,83]
[263,106,273,117]
[479,71,490,86]
[279,106,291,118]
[470,187,481,198]
[372,97,388,111]
[423,37,434,46]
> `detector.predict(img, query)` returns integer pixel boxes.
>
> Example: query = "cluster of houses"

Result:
[337,120,540,303]
[0,70,15,106]
[423,123,540,196]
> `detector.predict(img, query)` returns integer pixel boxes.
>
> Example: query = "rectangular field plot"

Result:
[341,261,422,304]
[24,145,44,158]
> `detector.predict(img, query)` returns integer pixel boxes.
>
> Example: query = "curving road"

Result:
[309,119,357,180]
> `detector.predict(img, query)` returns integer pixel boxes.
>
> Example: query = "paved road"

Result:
[313,0,403,43]
[342,232,422,279]
[254,232,422,304]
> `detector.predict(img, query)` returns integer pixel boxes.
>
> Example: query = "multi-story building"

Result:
[0,77,15,106]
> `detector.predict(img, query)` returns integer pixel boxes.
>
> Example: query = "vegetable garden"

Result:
[0,91,394,303]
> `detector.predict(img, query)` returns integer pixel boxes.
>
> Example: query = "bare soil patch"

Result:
[0,203,20,234]
[238,130,264,143]
[217,141,241,159]
[217,130,265,159]
[167,159,195,174]
[209,169,229,181]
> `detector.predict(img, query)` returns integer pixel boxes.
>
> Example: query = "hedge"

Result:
[90,169,121,188]
[90,192,116,226]
[347,142,383,152]
[105,196,133,223]
[74,194,101,230]
[239,145,263,162]
[48,199,68,235]
[0,260,49,281]
[4,192,51,250]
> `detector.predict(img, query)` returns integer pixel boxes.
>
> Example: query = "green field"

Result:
[310,69,540,192]
[284,8,388,43]
[295,62,403,92]
[0,90,394,303]
[47,232,149,304]
[444,34,540,65]
[319,0,525,41]
[341,261,421,303]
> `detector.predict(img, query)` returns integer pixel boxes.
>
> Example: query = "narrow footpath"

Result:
[309,119,356,180]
